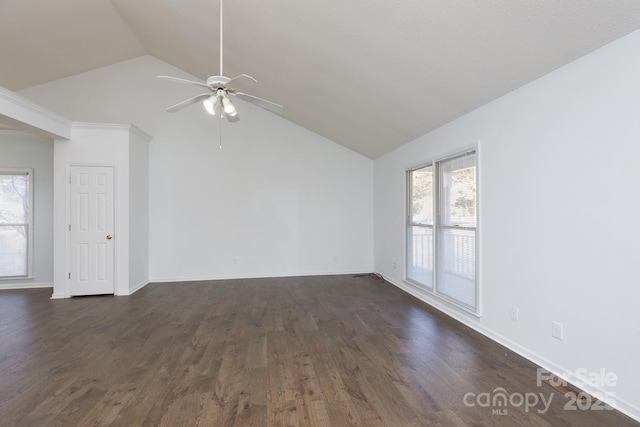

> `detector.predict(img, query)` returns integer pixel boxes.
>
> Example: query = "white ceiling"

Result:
[2,0,640,158]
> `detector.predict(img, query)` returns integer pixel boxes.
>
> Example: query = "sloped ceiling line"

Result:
[2,0,640,158]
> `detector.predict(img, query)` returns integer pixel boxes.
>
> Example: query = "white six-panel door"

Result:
[69,166,115,296]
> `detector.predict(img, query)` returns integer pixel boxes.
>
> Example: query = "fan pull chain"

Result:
[219,113,223,149]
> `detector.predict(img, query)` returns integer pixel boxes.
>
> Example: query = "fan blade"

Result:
[166,93,211,113]
[234,92,284,114]
[225,74,257,92]
[157,75,210,89]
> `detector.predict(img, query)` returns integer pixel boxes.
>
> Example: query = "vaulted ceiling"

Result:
[2,0,640,158]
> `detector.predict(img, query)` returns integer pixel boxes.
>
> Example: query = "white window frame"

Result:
[405,147,480,315]
[0,169,33,279]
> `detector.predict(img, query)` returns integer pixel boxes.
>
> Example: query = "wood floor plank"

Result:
[290,353,331,427]
[236,367,268,426]
[267,353,299,427]
[1,277,638,426]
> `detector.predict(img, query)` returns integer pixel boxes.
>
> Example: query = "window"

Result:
[0,170,32,278]
[407,165,434,288]
[406,150,478,313]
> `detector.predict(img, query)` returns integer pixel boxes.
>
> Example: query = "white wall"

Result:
[374,29,640,419]
[51,123,150,298]
[0,133,54,288]
[52,124,132,297]
[129,127,150,291]
[21,55,373,281]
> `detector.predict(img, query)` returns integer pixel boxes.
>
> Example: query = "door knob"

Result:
[106,234,113,240]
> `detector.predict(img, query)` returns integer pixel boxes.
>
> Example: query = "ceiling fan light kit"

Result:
[203,96,219,115]
[157,0,283,122]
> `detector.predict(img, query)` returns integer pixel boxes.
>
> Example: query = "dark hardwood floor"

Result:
[0,275,637,426]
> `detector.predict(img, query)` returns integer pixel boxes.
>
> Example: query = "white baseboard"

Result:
[123,279,150,295]
[50,280,151,298]
[381,273,640,423]
[149,270,372,283]
[0,281,53,290]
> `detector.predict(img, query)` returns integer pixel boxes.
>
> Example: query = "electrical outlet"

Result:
[552,321,564,340]
[393,262,397,269]
[510,306,519,321]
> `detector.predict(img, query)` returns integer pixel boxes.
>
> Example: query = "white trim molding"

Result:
[71,122,153,142]
[0,282,53,290]
[0,86,72,139]
[121,279,150,296]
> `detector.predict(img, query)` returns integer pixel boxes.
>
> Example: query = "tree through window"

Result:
[0,170,32,278]
[406,150,478,313]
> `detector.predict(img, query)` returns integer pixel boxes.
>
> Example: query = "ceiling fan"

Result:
[157,0,283,122]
